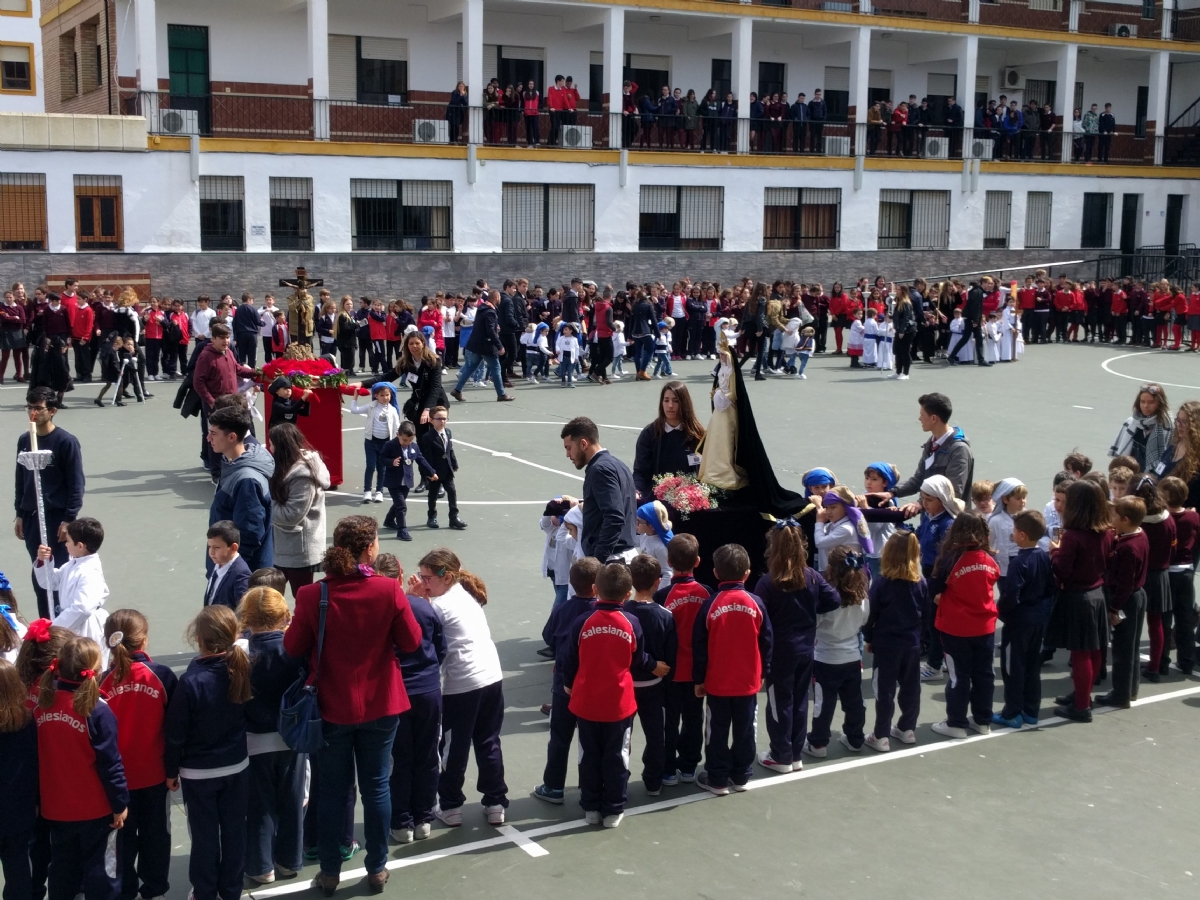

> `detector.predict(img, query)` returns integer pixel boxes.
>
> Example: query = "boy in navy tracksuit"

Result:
[533,557,600,804]
[564,563,657,827]
[380,421,437,541]
[993,511,1055,728]
[625,554,677,796]
[653,534,712,785]
[0,663,39,900]
[692,544,773,795]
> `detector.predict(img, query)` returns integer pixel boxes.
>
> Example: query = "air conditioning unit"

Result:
[820,1,854,9]
[560,124,593,148]
[924,136,950,159]
[966,136,995,160]
[413,119,449,144]
[1109,23,1137,37]
[824,135,851,156]
[999,67,1025,92]
[154,108,199,136]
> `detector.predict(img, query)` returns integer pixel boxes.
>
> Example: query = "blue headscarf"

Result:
[370,381,401,415]
[0,571,9,592]
[865,462,897,492]
[637,502,674,545]
[802,468,836,498]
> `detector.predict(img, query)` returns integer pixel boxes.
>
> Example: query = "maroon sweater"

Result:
[1142,514,1177,573]
[1105,529,1149,611]
[192,342,251,409]
[1052,528,1114,592]
[1169,509,1199,568]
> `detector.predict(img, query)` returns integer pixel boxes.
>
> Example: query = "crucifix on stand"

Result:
[17,422,57,616]
[279,266,322,349]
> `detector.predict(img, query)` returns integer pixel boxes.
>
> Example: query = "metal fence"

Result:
[1094,247,1200,284]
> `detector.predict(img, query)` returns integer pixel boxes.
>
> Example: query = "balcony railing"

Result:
[977,0,1069,30]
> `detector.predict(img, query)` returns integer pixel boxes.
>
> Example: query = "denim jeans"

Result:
[552,583,569,607]
[318,715,399,877]
[652,352,673,376]
[364,437,388,493]
[455,349,505,397]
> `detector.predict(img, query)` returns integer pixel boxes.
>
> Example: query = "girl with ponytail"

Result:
[33,636,130,900]
[165,606,251,900]
[100,611,178,900]
[0,659,37,900]
[0,571,27,661]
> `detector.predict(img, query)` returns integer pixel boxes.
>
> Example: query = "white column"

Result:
[1148,49,1170,164]
[1163,0,1175,39]
[1068,0,1081,32]
[463,0,484,101]
[848,25,870,154]
[956,34,977,156]
[308,0,329,99]
[731,17,752,154]
[604,6,624,149]
[1055,43,1077,162]
[134,0,158,92]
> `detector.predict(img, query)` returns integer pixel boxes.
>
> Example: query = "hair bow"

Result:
[79,669,97,680]
[24,618,52,643]
[0,571,10,592]
[775,517,802,530]
[48,658,59,673]
[843,551,864,571]
[107,630,125,649]
[356,564,376,578]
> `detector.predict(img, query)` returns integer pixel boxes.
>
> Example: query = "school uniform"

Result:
[996,547,1053,721]
[1167,508,1199,674]
[692,582,773,789]
[809,596,869,750]
[36,684,129,900]
[1142,512,1177,676]
[100,653,177,900]
[863,577,927,738]
[243,632,304,877]
[37,553,109,652]
[539,593,597,793]
[916,510,953,668]
[1046,528,1115,710]
[0,718,38,900]
[653,576,712,778]
[564,600,656,817]
[622,599,677,792]
[636,532,672,591]
[418,427,461,525]
[164,655,249,900]
[380,438,436,537]
[753,570,840,765]
[1105,529,1149,705]
[392,595,446,831]
[539,515,573,606]
[931,550,1000,729]
[267,394,310,429]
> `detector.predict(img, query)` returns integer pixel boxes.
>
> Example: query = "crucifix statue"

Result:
[279,266,321,347]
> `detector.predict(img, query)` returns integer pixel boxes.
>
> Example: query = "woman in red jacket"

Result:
[417,297,445,355]
[284,516,421,895]
[888,102,908,156]
[141,297,165,381]
[1151,279,1173,348]
[827,283,850,354]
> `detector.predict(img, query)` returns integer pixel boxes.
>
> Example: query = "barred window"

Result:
[763,188,840,250]
[878,189,949,250]
[350,179,452,251]
[199,176,245,251]
[639,186,723,251]
[1025,191,1052,250]
[983,191,1011,250]
[501,183,594,251]
[1081,192,1113,250]
[0,173,47,251]
[74,175,122,251]
[270,177,313,252]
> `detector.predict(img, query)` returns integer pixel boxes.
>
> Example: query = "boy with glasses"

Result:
[418,406,467,531]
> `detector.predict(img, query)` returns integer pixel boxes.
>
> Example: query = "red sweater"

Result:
[565,601,649,722]
[1105,529,1148,611]
[417,308,444,349]
[70,303,95,342]
[692,584,773,697]
[1111,290,1128,316]
[933,550,999,638]
[1052,528,1114,591]
[1017,288,1036,311]
[143,310,164,340]
[284,573,422,725]
[1188,292,1200,316]
[1142,513,1177,572]
[653,576,711,683]
[100,654,176,790]
[36,691,128,821]
[1053,290,1075,312]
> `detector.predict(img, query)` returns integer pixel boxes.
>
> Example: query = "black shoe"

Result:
[427,517,439,529]
[143,392,154,399]
[1093,692,1130,709]
[115,400,125,407]
[754,373,766,381]
[397,530,411,542]
[1141,667,1161,683]
[536,646,555,660]
[1093,667,1107,686]
[1055,704,1093,723]
[94,398,104,407]
[449,518,468,530]
[413,484,427,495]
[1054,693,1075,707]
[383,519,396,530]
[1040,647,1055,665]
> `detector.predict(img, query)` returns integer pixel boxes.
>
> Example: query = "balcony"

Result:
[977,0,1069,31]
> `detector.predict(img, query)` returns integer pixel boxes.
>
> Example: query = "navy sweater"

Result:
[623,599,677,684]
[0,718,38,835]
[15,427,85,518]
[398,594,446,696]
[542,593,596,689]
[998,546,1055,627]
[164,654,248,778]
[753,569,841,660]
[862,577,928,651]
[244,631,303,735]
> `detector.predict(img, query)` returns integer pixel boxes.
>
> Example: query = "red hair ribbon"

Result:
[24,619,52,643]
[48,658,59,673]
[79,669,97,679]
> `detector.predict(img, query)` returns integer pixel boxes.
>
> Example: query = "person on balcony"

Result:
[482,82,501,144]
[547,75,569,147]
[790,92,809,153]
[681,89,699,151]
[564,76,580,127]
[889,101,907,156]
[659,86,680,149]
[1021,102,1040,160]
[901,94,919,157]
[522,80,542,147]
[1081,103,1099,162]
[1040,103,1056,161]
[446,81,469,144]
[719,92,737,153]
[808,89,827,152]
[866,101,884,156]
[945,97,964,158]
[622,80,640,149]
[1098,103,1116,163]
[748,92,763,153]
[502,84,521,145]
[1001,101,1024,160]
[699,89,720,152]
[638,90,659,150]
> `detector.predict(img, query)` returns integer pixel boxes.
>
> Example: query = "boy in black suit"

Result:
[381,421,437,541]
[418,405,467,530]
[204,520,252,609]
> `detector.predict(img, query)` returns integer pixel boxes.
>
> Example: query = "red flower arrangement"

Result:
[260,357,349,389]
[653,473,721,520]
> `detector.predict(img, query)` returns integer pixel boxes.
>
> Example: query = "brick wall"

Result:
[41,0,117,115]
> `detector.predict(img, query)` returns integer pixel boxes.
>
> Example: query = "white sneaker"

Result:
[373,491,384,503]
[602,813,624,828]
[484,804,505,825]
[415,822,431,840]
[931,720,969,739]
[968,720,991,736]
[838,733,863,752]
[248,872,275,885]
[795,373,807,379]
[865,733,891,753]
[433,804,462,827]
[686,355,694,361]
[890,727,917,745]
[274,867,297,879]
[898,374,909,380]
[362,491,372,503]
[802,740,826,758]
[888,373,900,379]
[584,810,602,825]
[756,750,792,774]
[920,663,943,682]
[610,372,622,379]
[390,827,414,844]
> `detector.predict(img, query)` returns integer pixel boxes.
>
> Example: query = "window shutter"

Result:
[983,191,1012,249]
[629,54,670,71]
[765,187,799,207]
[502,45,544,61]
[548,185,595,251]
[502,184,545,252]
[1025,191,1053,249]
[351,179,397,199]
[868,69,891,90]
[927,73,956,96]
[640,186,677,215]
[911,190,950,250]
[328,35,357,101]
[680,187,722,242]
[402,180,452,207]
[590,51,604,66]
[824,67,850,92]
[802,188,841,206]
[360,37,407,61]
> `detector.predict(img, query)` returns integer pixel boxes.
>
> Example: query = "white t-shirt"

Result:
[433,583,503,696]
[442,306,456,339]
[814,599,869,665]
[191,307,216,339]
[259,306,277,337]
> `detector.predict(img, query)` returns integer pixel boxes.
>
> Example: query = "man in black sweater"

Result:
[561,417,636,562]
[452,291,514,402]
[231,293,262,367]
[496,281,522,385]
[14,387,85,617]
[948,281,990,366]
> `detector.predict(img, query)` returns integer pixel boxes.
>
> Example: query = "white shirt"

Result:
[259,305,277,337]
[191,307,216,339]
[556,335,580,357]
[814,599,870,665]
[433,583,503,695]
[636,532,673,590]
[442,305,456,338]
[350,398,401,440]
[988,510,1018,576]
[205,554,241,604]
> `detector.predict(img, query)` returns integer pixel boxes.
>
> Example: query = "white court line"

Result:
[243,683,1200,899]
[1101,352,1200,392]
[453,438,584,482]
[495,825,550,858]
[1073,405,1094,410]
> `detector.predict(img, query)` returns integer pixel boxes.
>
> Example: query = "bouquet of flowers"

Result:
[260,355,349,390]
[653,473,722,520]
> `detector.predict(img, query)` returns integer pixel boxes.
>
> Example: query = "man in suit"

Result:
[452,290,514,402]
[204,520,252,609]
[419,406,467,530]
[496,280,522,385]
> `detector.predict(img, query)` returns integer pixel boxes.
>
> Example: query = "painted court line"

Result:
[244,683,1200,899]
[1101,352,1200,392]
[453,438,584,482]
[495,825,550,858]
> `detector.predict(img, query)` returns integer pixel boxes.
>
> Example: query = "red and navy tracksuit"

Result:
[753,570,840,766]
[692,582,773,789]
[35,684,129,900]
[653,575,712,778]
[564,600,656,817]
[164,656,248,900]
[996,547,1054,720]
[862,576,928,738]
[392,595,445,830]
[622,599,677,792]
[931,551,1000,729]
[539,593,596,792]
[100,653,177,900]
[242,633,304,876]
[0,715,38,900]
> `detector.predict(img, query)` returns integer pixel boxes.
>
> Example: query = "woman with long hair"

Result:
[395,332,448,444]
[268,423,330,597]
[1109,382,1173,473]
[890,285,917,380]
[632,381,706,500]
[1156,400,1200,508]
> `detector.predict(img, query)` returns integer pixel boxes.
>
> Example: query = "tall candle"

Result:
[28,421,37,453]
